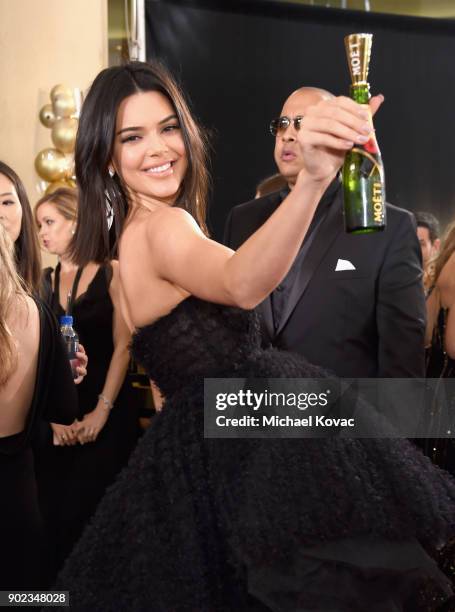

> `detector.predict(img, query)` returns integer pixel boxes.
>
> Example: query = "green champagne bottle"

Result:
[342,33,386,234]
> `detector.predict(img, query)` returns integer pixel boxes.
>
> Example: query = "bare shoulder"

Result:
[8,294,38,331]
[144,206,201,244]
[438,252,455,283]
[444,252,455,272]
[24,295,39,326]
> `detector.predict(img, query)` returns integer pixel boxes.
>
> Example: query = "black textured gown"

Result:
[57,297,455,611]
[0,299,77,590]
[38,263,139,569]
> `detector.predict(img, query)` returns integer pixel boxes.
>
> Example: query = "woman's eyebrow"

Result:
[116,114,178,136]
[116,126,141,136]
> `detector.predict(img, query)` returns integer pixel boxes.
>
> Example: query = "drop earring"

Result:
[108,167,115,178]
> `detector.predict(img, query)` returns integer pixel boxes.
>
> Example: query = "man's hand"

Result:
[296,94,384,183]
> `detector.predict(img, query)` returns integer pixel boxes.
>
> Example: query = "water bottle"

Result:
[60,315,79,379]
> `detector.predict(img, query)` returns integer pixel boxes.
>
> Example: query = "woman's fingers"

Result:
[303,117,371,148]
[300,95,382,147]
[370,94,385,117]
[74,349,87,384]
[75,425,98,444]
[74,344,88,384]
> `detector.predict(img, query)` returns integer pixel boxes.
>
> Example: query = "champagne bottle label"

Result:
[342,33,386,234]
[345,34,372,85]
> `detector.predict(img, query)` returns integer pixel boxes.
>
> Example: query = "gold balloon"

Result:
[64,159,76,181]
[35,148,70,182]
[51,118,78,153]
[50,85,77,118]
[53,94,77,118]
[50,84,74,104]
[45,179,76,195]
[39,104,55,128]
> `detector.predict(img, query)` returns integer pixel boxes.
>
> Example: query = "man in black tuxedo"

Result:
[224,87,426,378]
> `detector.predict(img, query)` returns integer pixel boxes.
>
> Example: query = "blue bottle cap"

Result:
[60,315,73,326]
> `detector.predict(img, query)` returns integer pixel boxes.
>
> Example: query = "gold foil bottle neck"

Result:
[344,33,372,85]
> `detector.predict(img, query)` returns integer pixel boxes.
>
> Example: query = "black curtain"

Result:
[146,0,455,239]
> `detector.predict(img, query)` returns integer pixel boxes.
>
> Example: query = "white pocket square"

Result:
[335,258,356,271]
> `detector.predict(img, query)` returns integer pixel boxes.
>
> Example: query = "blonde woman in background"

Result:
[426,220,455,374]
[424,221,455,474]
[35,187,139,572]
[0,223,78,589]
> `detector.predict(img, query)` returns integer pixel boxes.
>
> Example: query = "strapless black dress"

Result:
[57,297,455,611]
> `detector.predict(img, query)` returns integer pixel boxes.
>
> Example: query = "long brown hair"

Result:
[432,220,455,284]
[0,161,42,294]
[0,224,27,386]
[71,61,210,266]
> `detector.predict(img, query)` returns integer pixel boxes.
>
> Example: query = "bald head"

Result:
[284,87,334,107]
[273,87,334,187]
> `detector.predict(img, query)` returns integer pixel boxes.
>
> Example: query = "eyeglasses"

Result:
[269,115,303,136]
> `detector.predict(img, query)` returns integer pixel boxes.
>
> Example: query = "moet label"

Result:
[344,33,372,85]
[372,181,384,222]
[349,42,361,77]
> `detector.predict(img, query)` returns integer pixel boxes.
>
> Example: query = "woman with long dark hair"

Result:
[56,61,455,611]
[0,161,42,293]
[0,161,88,389]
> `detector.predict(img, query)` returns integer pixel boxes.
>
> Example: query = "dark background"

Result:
[146,0,455,239]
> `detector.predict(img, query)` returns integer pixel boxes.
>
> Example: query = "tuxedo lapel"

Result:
[245,190,285,244]
[275,191,343,336]
[256,297,274,342]
[249,191,286,341]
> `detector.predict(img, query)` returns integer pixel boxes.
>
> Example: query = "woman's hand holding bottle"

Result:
[295,94,384,184]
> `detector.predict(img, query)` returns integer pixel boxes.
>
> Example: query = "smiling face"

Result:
[36,202,74,256]
[111,91,188,207]
[274,88,332,187]
[0,173,23,242]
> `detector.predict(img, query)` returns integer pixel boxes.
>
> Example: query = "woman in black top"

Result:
[35,187,138,569]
